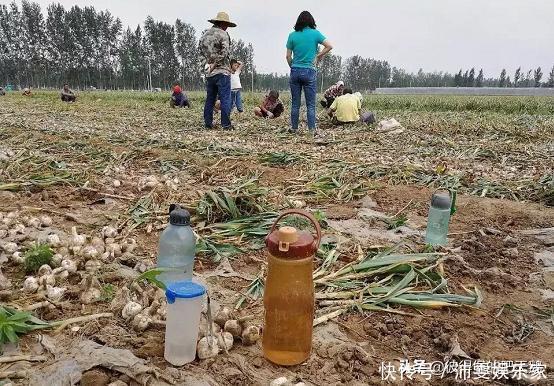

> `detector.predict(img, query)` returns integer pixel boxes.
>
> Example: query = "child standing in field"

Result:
[230,59,244,113]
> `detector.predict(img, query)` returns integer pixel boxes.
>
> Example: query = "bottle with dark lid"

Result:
[263,209,321,366]
[157,204,196,285]
[425,192,452,246]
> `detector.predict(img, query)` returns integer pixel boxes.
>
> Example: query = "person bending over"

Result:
[254,90,284,119]
[170,84,190,108]
[321,81,344,108]
[61,84,76,102]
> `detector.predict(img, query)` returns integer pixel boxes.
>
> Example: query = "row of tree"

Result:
[0,1,254,90]
[1,1,553,91]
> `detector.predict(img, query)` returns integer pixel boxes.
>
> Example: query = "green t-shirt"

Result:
[286,27,326,69]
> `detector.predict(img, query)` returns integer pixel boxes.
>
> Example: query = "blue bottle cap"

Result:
[166,281,206,304]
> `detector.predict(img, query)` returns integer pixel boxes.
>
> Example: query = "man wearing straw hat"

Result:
[199,11,237,130]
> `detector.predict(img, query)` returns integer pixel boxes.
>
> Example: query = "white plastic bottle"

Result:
[157,205,196,285]
[165,281,206,365]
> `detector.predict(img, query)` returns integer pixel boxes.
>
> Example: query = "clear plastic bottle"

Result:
[263,210,321,366]
[164,281,205,365]
[157,205,196,285]
[425,192,452,246]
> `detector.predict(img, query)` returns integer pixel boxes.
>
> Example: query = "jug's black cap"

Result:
[169,204,190,226]
[431,192,451,210]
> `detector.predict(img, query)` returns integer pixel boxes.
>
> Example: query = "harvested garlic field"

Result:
[1,91,554,385]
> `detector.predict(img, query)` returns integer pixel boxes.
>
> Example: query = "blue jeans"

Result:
[231,89,243,112]
[290,67,317,131]
[204,74,231,128]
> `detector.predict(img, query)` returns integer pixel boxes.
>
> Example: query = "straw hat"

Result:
[208,12,237,27]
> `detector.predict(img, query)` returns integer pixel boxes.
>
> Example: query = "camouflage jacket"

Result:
[199,27,231,78]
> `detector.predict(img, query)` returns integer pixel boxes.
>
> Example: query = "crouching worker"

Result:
[170,84,190,108]
[320,81,344,108]
[61,84,76,102]
[254,90,284,119]
[329,90,374,125]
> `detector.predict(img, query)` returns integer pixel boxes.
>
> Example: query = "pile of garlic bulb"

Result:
[196,306,261,360]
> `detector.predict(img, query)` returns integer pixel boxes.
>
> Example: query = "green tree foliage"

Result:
[319,53,342,92]
[514,67,521,87]
[534,66,543,87]
[468,68,475,87]
[547,66,554,88]
[499,69,507,87]
[476,69,484,87]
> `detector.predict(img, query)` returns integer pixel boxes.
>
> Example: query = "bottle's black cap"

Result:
[431,192,451,210]
[169,204,190,226]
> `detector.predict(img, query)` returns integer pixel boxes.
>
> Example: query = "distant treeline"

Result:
[1,1,553,91]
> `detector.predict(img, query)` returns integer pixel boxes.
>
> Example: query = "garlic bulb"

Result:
[241,325,261,345]
[113,179,121,188]
[38,274,56,286]
[51,253,63,266]
[61,259,77,273]
[27,217,41,228]
[70,226,86,247]
[197,337,220,359]
[81,246,99,260]
[46,285,66,301]
[57,246,70,256]
[214,307,232,327]
[224,320,242,338]
[23,277,39,292]
[121,238,137,253]
[52,267,69,281]
[12,223,25,234]
[11,251,24,264]
[106,243,122,258]
[80,276,102,304]
[121,301,143,319]
[101,226,118,239]
[2,242,18,254]
[84,259,102,273]
[100,251,111,262]
[47,234,61,247]
[2,242,19,253]
[39,215,53,227]
[90,237,106,254]
[38,264,53,276]
[217,332,234,353]
[138,175,159,191]
[131,313,151,332]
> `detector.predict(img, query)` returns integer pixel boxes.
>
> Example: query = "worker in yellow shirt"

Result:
[329,89,375,125]
[329,88,361,124]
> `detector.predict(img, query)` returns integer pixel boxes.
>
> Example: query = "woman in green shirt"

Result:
[286,11,333,134]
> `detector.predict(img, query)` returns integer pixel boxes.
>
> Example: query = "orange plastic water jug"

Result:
[263,209,321,366]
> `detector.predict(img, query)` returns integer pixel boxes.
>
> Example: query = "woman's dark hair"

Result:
[230,59,238,66]
[343,88,353,95]
[294,11,316,31]
[269,90,279,99]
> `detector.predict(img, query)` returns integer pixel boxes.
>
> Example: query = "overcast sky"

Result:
[32,0,554,77]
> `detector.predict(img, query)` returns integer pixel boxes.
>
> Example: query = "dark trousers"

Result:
[61,94,76,102]
[171,96,190,108]
[320,96,335,108]
[204,74,231,128]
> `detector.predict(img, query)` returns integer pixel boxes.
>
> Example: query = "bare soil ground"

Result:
[0,91,553,385]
